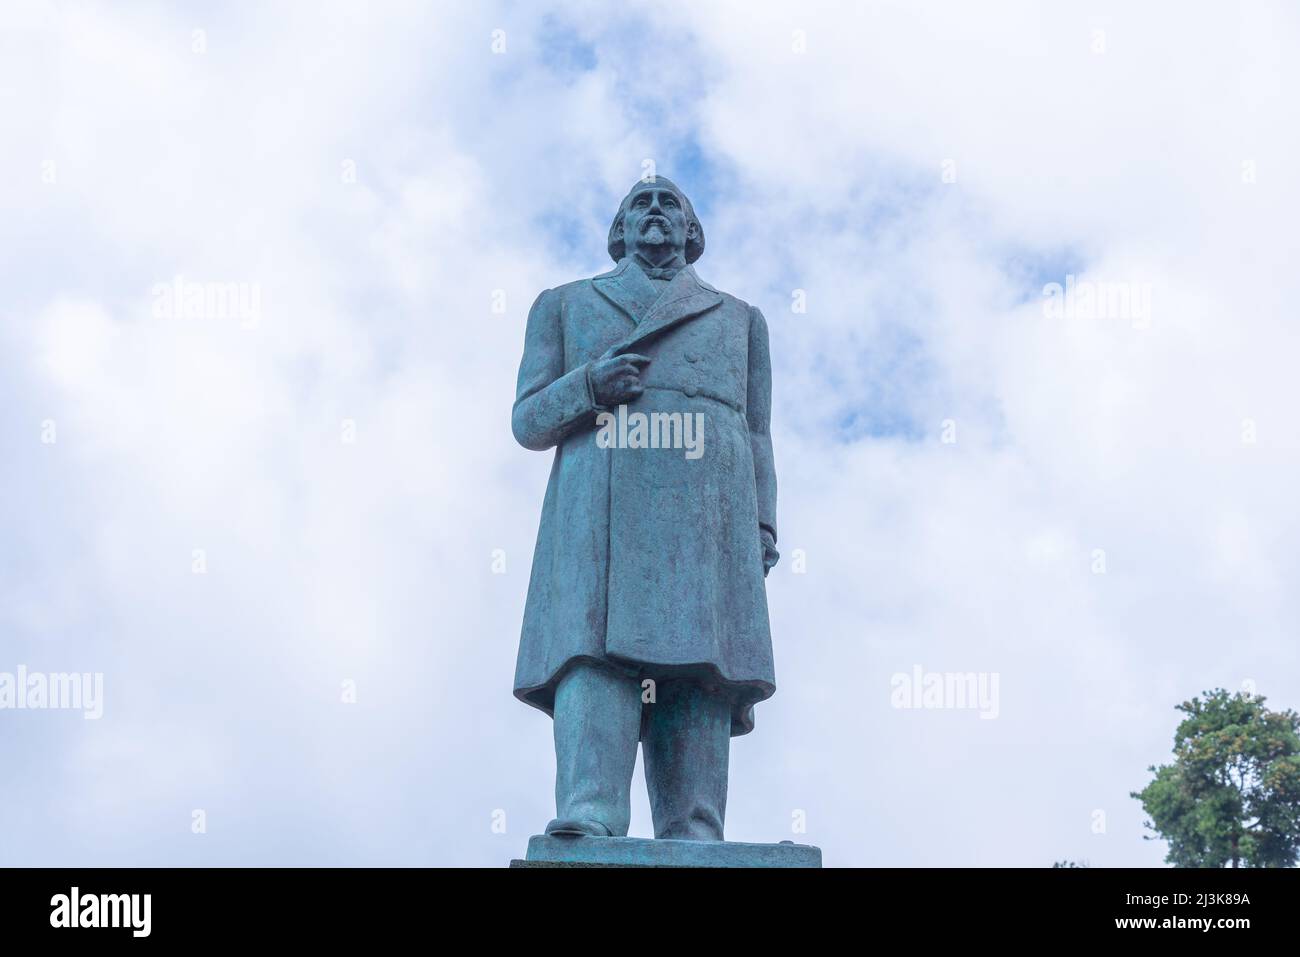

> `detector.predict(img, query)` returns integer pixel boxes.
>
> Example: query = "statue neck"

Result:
[631,247,686,272]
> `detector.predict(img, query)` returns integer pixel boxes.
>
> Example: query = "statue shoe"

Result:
[544,818,614,837]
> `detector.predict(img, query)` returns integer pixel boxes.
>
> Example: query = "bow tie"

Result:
[640,264,681,281]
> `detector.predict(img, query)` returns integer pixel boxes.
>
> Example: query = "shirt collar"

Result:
[630,256,686,281]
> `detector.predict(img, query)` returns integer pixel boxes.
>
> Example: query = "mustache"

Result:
[639,216,671,231]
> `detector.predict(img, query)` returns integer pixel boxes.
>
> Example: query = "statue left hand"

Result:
[760,527,779,577]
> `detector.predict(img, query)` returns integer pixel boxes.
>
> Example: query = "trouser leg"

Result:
[551,661,642,836]
[642,677,731,841]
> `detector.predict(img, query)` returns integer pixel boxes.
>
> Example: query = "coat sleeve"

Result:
[512,288,600,451]
[747,306,778,541]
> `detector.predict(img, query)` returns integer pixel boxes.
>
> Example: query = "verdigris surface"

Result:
[511,176,780,844]
[514,836,821,868]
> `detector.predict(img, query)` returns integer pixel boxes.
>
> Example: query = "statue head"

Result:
[607,176,705,266]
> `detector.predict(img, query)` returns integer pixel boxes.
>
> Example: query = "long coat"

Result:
[511,258,777,736]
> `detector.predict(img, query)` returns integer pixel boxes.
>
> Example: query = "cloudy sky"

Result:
[2,0,1296,866]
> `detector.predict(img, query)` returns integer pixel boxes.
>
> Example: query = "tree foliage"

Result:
[1132,689,1300,867]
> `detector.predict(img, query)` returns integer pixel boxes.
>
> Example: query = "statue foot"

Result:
[544,818,614,838]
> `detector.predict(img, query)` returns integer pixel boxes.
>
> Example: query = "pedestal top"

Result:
[513,834,822,868]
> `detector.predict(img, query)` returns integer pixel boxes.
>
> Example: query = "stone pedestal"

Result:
[511,835,822,868]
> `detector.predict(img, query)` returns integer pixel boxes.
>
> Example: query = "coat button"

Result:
[683,384,698,397]
[685,351,699,363]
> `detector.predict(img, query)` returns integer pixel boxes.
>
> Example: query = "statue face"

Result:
[620,186,694,259]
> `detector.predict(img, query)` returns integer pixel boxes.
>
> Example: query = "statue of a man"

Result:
[511,176,778,841]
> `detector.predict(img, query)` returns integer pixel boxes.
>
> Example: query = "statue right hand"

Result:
[589,348,651,407]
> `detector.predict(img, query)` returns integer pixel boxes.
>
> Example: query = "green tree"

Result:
[1132,689,1300,867]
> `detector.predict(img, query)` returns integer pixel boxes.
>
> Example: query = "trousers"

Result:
[551,660,732,841]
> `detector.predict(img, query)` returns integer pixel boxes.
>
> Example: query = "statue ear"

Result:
[607,211,627,263]
[684,217,705,264]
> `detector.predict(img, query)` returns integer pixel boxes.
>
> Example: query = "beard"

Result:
[640,218,670,245]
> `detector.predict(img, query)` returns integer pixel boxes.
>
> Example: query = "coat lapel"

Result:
[592,258,663,327]
[609,264,723,353]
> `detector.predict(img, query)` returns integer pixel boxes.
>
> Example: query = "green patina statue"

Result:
[511,176,778,843]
